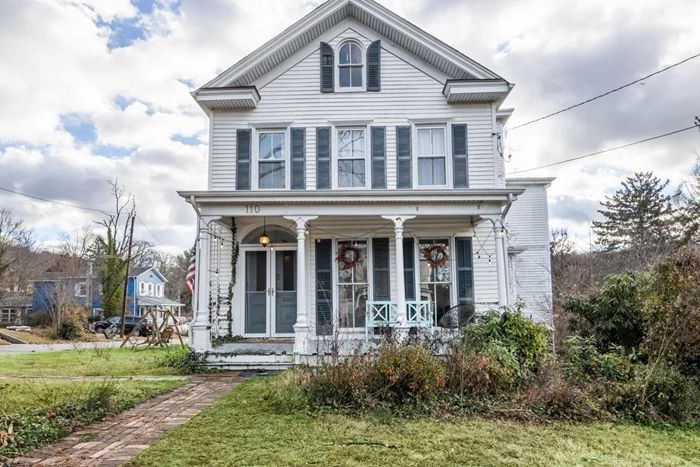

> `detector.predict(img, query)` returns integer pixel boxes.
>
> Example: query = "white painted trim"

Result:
[194,88,260,109]
[328,119,374,127]
[412,124,452,189]
[335,38,366,92]
[409,117,454,125]
[249,121,294,129]
[332,124,371,190]
[201,0,502,90]
[252,128,291,191]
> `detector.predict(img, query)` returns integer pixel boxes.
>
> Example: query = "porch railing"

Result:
[365,300,433,341]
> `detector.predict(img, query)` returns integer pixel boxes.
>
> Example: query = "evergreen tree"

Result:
[678,156,700,243]
[592,172,678,251]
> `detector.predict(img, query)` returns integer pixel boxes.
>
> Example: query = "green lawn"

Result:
[127,377,700,467]
[0,347,182,377]
[0,378,186,413]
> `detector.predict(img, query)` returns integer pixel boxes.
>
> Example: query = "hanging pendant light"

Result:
[259,217,271,247]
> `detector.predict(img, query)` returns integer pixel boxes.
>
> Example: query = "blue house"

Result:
[32,272,101,316]
[127,267,185,320]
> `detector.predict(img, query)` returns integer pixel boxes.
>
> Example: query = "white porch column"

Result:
[493,223,509,308]
[284,216,317,357]
[382,215,415,338]
[191,217,212,353]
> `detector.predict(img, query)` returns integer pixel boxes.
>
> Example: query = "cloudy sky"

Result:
[0,0,698,254]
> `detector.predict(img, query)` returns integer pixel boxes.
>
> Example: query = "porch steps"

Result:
[205,342,295,370]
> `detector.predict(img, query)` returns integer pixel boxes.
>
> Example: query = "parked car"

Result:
[93,316,153,337]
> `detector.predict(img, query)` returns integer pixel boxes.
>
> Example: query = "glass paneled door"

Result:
[244,247,297,337]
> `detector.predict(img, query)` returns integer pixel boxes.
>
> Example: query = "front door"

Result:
[244,247,297,337]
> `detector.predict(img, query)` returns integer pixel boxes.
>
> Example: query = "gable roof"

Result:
[130,267,167,283]
[200,0,505,90]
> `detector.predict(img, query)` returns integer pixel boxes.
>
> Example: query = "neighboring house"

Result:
[32,272,101,316]
[181,0,554,361]
[0,294,33,325]
[127,267,184,320]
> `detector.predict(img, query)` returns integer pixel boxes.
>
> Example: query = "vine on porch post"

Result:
[227,217,240,338]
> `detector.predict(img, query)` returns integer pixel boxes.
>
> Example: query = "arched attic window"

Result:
[338,41,363,89]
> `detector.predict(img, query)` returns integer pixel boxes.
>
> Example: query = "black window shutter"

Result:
[372,238,390,300]
[456,237,475,325]
[316,127,331,189]
[291,128,306,190]
[367,40,381,92]
[236,129,251,190]
[371,127,386,189]
[397,126,412,189]
[320,42,334,93]
[452,124,469,188]
[403,238,416,300]
[316,239,333,335]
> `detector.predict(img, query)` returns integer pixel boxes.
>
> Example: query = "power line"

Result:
[136,214,165,247]
[509,124,699,175]
[509,51,700,131]
[0,184,168,248]
[0,185,113,213]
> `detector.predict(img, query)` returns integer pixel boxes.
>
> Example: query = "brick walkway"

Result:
[9,374,241,466]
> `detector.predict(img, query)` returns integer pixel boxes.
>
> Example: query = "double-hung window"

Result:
[147,283,154,297]
[337,240,368,328]
[139,282,145,296]
[419,238,452,319]
[258,131,286,189]
[417,127,447,186]
[338,42,363,89]
[337,129,366,188]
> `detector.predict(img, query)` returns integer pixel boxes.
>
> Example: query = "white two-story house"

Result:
[181,0,553,364]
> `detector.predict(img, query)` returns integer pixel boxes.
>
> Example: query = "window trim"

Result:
[252,128,290,191]
[75,282,87,298]
[335,40,366,92]
[139,281,146,296]
[155,284,163,298]
[413,125,450,189]
[147,283,154,297]
[333,125,370,190]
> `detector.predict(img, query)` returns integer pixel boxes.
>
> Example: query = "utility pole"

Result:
[120,214,136,337]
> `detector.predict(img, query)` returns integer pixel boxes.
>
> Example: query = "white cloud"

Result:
[0,0,698,254]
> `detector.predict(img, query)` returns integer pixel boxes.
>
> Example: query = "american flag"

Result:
[185,246,196,294]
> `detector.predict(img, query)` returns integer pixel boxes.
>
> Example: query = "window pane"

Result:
[419,239,450,283]
[338,130,353,158]
[272,133,285,160]
[351,66,362,87]
[354,285,368,327]
[338,160,353,187]
[339,44,351,64]
[352,130,365,157]
[259,133,272,160]
[352,159,365,187]
[418,158,434,186]
[339,67,350,87]
[350,43,362,64]
[433,157,446,185]
[431,128,445,154]
[417,129,431,155]
[435,284,451,318]
[339,285,354,327]
[259,161,285,189]
[353,241,368,282]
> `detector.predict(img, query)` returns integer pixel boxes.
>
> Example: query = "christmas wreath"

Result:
[336,244,361,270]
[423,244,449,269]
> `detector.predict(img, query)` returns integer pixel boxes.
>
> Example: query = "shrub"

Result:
[565,272,646,353]
[642,246,700,374]
[369,341,445,404]
[461,302,550,376]
[57,320,83,340]
[563,337,635,383]
[156,347,210,375]
[444,343,519,397]
[521,359,600,422]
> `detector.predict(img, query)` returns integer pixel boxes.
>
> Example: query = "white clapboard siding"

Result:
[505,182,553,324]
[209,25,497,191]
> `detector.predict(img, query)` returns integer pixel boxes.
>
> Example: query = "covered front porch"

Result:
[181,189,523,364]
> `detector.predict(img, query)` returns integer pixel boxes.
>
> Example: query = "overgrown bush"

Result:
[444,343,520,397]
[156,347,211,375]
[57,320,83,340]
[565,272,646,353]
[642,246,700,374]
[563,336,635,383]
[461,303,550,376]
[370,341,445,404]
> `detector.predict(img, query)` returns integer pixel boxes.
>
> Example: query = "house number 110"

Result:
[245,204,261,214]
